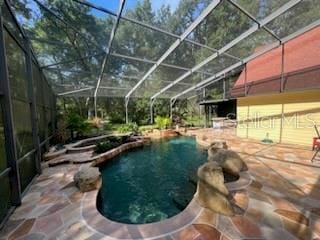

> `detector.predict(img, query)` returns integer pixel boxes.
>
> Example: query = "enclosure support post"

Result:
[244,63,247,96]
[94,96,97,118]
[93,0,125,118]
[25,37,42,175]
[0,8,21,206]
[202,88,206,102]
[53,96,57,131]
[204,105,208,128]
[150,98,155,124]
[170,98,176,120]
[199,105,202,127]
[40,73,49,151]
[125,97,129,124]
[223,78,226,99]
[203,88,206,128]
[280,43,285,92]
[43,105,49,151]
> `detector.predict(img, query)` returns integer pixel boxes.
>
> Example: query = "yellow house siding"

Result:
[237,90,320,146]
[236,106,249,138]
[247,104,282,143]
[282,102,320,145]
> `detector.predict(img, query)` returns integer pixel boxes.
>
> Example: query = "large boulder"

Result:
[208,141,228,157]
[197,162,229,196]
[196,180,235,216]
[208,149,248,175]
[195,162,234,216]
[74,167,102,192]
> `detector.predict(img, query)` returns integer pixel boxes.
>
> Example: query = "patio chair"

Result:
[311,125,320,162]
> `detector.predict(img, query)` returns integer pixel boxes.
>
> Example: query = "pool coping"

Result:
[81,172,252,240]
[82,190,203,240]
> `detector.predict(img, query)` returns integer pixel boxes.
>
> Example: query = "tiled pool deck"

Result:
[1,128,320,240]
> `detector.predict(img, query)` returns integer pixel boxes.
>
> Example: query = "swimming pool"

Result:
[97,137,207,224]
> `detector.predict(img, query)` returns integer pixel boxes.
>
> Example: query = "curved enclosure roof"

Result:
[10,0,320,100]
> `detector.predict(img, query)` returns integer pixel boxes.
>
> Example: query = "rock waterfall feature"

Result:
[195,142,248,216]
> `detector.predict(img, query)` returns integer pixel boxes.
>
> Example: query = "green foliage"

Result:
[66,113,91,139]
[117,122,139,134]
[155,116,171,129]
[103,122,113,131]
[100,98,125,124]
[94,140,120,154]
[128,99,149,125]
[185,116,202,127]
[94,136,133,154]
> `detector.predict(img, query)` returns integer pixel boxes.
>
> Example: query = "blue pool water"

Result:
[97,137,207,224]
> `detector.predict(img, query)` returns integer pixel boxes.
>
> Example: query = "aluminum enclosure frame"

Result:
[171,19,320,100]
[124,0,222,102]
[151,0,302,100]
[93,0,125,117]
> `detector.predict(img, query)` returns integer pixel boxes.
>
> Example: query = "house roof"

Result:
[232,26,320,96]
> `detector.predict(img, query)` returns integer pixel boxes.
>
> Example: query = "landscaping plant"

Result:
[117,122,139,134]
[94,136,132,154]
[94,140,120,154]
[92,117,102,129]
[66,113,91,140]
[155,116,171,129]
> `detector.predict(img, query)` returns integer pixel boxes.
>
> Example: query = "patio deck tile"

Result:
[260,226,296,240]
[8,219,35,240]
[282,217,312,240]
[193,208,217,226]
[16,232,46,240]
[31,213,63,235]
[216,215,243,239]
[269,196,298,211]
[230,215,262,238]
[193,224,221,240]
[171,225,200,240]
[58,221,95,240]
[0,219,24,239]
[274,209,309,226]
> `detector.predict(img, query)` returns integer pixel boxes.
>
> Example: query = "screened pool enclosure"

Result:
[0,0,320,226]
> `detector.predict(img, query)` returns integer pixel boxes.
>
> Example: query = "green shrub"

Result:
[107,136,122,145]
[155,116,171,129]
[117,122,139,134]
[66,113,91,139]
[94,140,120,154]
[103,122,113,131]
[94,135,133,154]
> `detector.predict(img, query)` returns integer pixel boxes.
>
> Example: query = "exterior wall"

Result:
[237,90,320,146]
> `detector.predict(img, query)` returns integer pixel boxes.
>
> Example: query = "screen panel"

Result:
[266,0,320,39]
[187,0,255,50]
[4,29,34,158]
[122,0,212,35]
[226,28,278,60]
[163,40,214,68]
[233,0,291,21]
[111,19,176,61]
